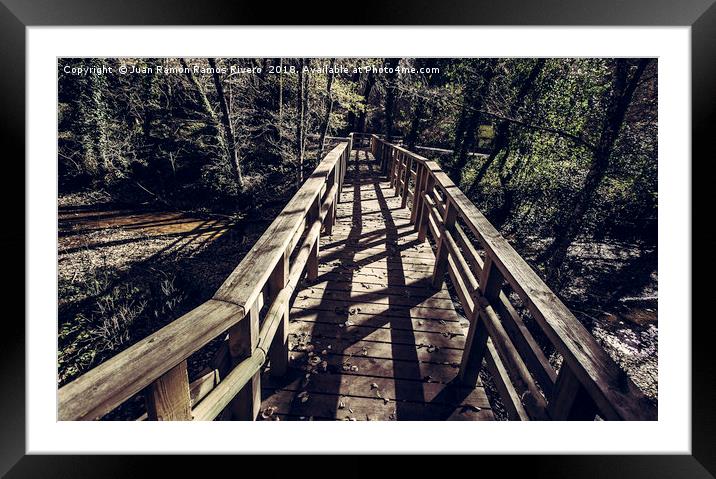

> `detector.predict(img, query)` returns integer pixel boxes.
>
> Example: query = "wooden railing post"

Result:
[548,366,598,420]
[227,305,260,420]
[340,138,350,195]
[389,149,399,189]
[389,149,396,188]
[396,154,407,198]
[144,360,192,420]
[335,146,342,204]
[394,152,402,196]
[459,256,502,387]
[307,195,321,281]
[380,141,386,172]
[325,168,337,236]
[401,155,413,209]
[417,173,436,242]
[410,162,426,225]
[431,199,458,288]
[268,248,290,377]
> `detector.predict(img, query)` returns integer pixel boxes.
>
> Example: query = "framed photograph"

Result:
[2,0,712,475]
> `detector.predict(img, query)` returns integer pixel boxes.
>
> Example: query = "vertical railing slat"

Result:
[268,248,290,377]
[431,199,458,288]
[459,256,503,387]
[401,155,413,208]
[410,162,426,225]
[227,305,260,420]
[145,360,192,421]
[417,173,436,243]
[307,195,321,281]
[548,366,598,420]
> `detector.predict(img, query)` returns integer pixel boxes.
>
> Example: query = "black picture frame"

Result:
[1,0,712,476]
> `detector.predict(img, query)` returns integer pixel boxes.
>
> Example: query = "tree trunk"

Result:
[406,96,425,150]
[180,59,232,175]
[141,59,160,142]
[451,107,481,183]
[543,59,651,284]
[492,149,521,229]
[278,58,284,140]
[346,71,361,132]
[318,59,336,158]
[357,72,375,134]
[208,58,244,188]
[296,58,306,184]
[302,59,311,161]
[467,59,546,196]
[81,58,111,180]
[448,63,496,184]
[451,102,468,164]
[384,58,400,139]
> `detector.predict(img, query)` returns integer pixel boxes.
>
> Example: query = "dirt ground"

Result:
[57,192,275,414]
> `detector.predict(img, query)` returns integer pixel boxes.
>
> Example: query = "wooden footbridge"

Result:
[58,134,656,421]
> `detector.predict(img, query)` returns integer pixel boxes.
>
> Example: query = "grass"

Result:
[58,264,190,385]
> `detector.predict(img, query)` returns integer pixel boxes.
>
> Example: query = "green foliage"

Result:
[58,56,657,282]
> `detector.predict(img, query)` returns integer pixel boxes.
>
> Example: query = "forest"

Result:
[57,57,658,412]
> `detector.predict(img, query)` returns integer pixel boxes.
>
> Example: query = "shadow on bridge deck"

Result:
[259,148,494,421]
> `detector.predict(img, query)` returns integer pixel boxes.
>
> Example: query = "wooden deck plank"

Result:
[298,278,452,299]
[288,320,468,350]
[259,148,493,421]
[260,389,493,421]
[289,335,465,363]
[292,292,458,311]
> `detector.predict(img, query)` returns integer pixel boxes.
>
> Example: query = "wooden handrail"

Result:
[58,139,352,421]
[58,132,654,422]
[370,134,656,421]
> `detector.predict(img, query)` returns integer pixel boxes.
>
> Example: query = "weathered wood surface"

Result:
[58,299,243,421]
[371,136,656,421]
[60,137,653,422]
[59,142,351,422]
[214,142,348,309]
[259,149,494,421]
[144,360,192,421]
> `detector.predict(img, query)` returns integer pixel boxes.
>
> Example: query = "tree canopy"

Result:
[59,57,657,292]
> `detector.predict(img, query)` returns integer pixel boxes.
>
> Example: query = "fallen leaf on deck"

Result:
[460,404,482,413]
[261,406,276,419]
